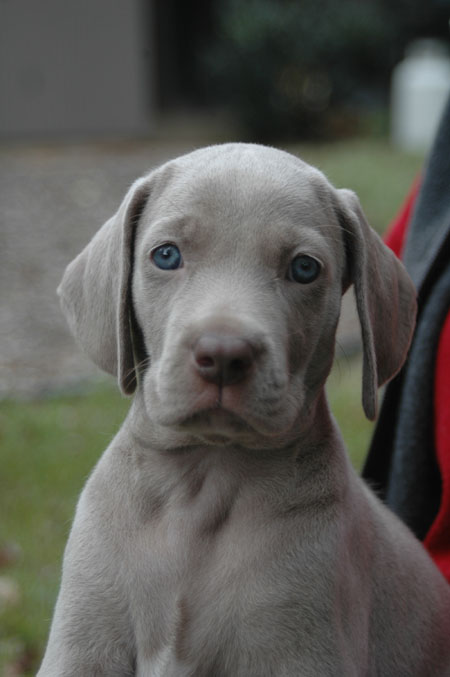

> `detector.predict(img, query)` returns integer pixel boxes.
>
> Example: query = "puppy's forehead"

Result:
[143,144,338,239]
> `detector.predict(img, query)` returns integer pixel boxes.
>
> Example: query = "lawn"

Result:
[0,384,130,674]
[0,136,423,675]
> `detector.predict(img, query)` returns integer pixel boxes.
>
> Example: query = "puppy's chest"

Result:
[127,500,326,675]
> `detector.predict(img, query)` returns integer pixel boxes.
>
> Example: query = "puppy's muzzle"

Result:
[192,334,256,387]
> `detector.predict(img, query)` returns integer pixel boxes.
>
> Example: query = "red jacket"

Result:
[385,180,450,583]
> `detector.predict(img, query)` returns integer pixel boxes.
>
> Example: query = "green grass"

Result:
[0,136,422,674]
[0,385,130,675]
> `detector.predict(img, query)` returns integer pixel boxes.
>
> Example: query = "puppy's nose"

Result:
[193,334,254,386]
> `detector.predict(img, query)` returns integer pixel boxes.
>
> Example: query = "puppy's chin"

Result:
[142,377,305,449]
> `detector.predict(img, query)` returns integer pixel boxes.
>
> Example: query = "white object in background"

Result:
[391,40,450,152]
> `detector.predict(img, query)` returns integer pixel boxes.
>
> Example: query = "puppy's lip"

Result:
[177,404,243,429]
[152,382,292,438]
[171,402,292,441]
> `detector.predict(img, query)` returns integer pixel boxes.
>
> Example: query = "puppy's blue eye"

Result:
[151,244,182,270]
[289,254,321,284]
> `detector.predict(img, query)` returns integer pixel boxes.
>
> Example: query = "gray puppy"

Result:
[38,144,450,676]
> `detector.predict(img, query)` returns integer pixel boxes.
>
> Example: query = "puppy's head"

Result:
[58,144,416,446]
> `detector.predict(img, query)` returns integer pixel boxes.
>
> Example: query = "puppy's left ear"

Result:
[337,189,417,420]
[58,177,151,395]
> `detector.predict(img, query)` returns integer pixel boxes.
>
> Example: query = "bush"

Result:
[202,0,449,141]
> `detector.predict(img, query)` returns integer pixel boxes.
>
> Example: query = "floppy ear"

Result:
[337,189,417,420]
[57,176,151,395]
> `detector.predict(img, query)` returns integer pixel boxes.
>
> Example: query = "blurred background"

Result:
[1,0,449,673]
[1,0,449,142]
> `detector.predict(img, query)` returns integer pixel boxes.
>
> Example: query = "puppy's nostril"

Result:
[229,357,250,373]
[197,356,215,369]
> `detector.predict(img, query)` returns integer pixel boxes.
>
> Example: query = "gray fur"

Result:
[38,144,450,676]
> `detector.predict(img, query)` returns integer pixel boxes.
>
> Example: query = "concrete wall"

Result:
[0,0,154,138]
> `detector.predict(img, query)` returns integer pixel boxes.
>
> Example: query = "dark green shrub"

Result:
[202,0,448,141]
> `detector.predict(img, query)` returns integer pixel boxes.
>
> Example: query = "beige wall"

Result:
[0,0,154,138]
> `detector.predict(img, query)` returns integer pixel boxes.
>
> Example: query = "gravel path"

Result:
[0,139,360,400]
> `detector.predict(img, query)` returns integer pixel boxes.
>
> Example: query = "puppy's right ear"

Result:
[58,176,151,394]
[336,189,417,420]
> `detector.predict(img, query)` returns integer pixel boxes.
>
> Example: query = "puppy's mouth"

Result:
[172,399,294,447]
[177,404,249,436]
[148,370,297,444]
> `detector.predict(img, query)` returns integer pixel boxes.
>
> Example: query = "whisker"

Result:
[122,356,152,389]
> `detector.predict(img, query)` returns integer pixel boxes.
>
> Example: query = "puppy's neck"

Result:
[116,390,347,531]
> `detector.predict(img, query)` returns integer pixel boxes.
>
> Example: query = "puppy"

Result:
[38,144,450,676]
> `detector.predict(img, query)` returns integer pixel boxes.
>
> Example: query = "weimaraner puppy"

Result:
[38,144,450,676]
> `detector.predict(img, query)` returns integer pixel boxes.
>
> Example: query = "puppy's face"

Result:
[58,144,416,448]
[132,151,346,447]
